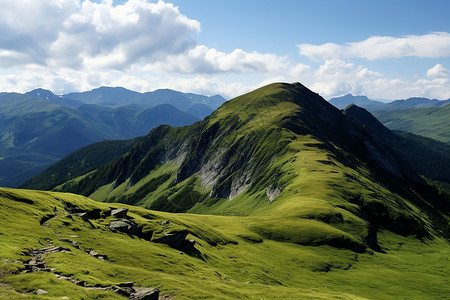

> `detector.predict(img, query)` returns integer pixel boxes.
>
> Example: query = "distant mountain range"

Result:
[329,94,450,143]
[0,87,226,187]
[329,94,450,111]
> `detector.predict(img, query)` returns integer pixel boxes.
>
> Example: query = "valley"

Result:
[0,88,224,187]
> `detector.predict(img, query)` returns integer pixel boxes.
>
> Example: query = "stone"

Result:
[111,208,128,218]
[152,230,195,251]
[74,212,89,221]
[71,241,79,248]
[161,220,170,225]
[110,285,133,297]
[36,289,48,295]
[109,220,140,235]
[152,230,188,249]
[110,220,131,232]
[118,282,134,288]
[130,288,160,300]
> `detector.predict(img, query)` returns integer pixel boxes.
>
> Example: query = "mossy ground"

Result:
[1,188,449,299]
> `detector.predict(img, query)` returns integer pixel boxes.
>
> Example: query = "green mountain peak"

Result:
[50,82,448,255]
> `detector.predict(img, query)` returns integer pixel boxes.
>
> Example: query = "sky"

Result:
[0,0,450,100]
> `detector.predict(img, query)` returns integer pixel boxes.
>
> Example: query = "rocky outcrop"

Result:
[130,287,160,300]
[36,289,48,295]
[23,242,160,299]
[111,208,128,218]
[152,230,195,252]
[110,219,140,235]
[24,246,70,273]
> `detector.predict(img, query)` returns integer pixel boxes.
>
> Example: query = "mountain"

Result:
[185,103,214,119]
[343,104,450,185]
[0,92,200,187]
[372,104,450,144]
[330,94,450,144]
[64,86,142,107]
[26,88,84,108]
[20,137,144,191]
[329,94,386,110]
[64,86,226,111]
[54,83,448,250]
[385,97,450,110]
[0,92,110,187]
[75,103,199,139]
[2,83,448,299]
[329,94,450,111]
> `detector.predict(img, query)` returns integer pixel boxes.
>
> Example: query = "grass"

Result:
[1,187,449,299]
[373,104,450,143]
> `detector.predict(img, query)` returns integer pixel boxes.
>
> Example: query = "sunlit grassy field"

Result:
[1,188,448,299]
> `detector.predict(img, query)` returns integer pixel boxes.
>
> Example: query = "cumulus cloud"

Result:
[158,76,254,98]
[306,58,450,100]
[0,0,79,66]
[426,64,449,78]
[145,45,307,75]
[0,0,301,78]
[298,32,450,61]
[0,0,200,69]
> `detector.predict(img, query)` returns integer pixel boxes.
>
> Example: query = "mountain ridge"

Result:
[330,93,450,110]
[53,82,448,253]
[0,92,201,187]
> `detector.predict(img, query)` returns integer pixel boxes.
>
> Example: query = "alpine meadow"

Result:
[1,1,449,300]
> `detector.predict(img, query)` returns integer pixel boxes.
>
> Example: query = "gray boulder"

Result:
[111,208,128,218]
[110,220,140,235]
[36,289,48,295]
[130,288,160,300]
[152,230,195,251]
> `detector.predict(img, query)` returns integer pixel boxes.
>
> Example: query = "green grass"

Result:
[1,187,449,299]
[373,104,450,143]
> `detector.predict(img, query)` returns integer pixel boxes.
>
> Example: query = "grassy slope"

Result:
[1,187,449,299]
[20,138,143,190]
[55,83,447,249]
[373,104,450,143]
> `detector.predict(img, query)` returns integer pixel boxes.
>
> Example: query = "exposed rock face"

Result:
[266,184,283,202]
[36,289,48,295]
[152,230,195,251]
[110,220,140,235]
[111,208,128,218]
[129,287,160,300]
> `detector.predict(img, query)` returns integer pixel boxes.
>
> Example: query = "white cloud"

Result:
[145,45,301,75]
[0,0,200,69]
[298,32,450,61]
[315,59,354,78]
[157,76,253,98]
[307,58,450,100]
[0,0,79,66]
[426,64,449,78]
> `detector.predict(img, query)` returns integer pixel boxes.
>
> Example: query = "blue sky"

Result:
[0,0,449,100]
